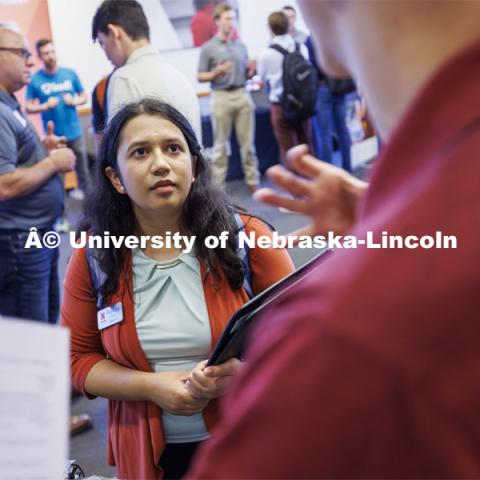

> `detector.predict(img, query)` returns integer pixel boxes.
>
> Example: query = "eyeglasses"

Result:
[0,47,32,61]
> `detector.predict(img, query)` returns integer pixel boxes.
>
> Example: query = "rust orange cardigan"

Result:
[61,216,294,480]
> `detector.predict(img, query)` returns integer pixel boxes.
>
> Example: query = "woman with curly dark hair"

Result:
[62,99,293,480]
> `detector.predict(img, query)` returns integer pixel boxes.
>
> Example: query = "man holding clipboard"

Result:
[188,1,480,478]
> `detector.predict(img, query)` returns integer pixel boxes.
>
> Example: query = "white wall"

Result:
[162,47,206,94]
[138,0,181,51]
[47,0,111,100]
[239,0,308,59]
[46,0,308,102]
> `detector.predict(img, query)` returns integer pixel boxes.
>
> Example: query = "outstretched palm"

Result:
[254,144,368,238]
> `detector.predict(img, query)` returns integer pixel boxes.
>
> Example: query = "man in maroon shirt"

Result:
[187,1,480,478]
[190,0,239,47]
[190,0,216,47]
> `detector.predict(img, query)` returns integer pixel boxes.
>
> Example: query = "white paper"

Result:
[0,317,69,480]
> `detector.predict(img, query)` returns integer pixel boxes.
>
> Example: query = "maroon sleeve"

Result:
[187,306,447,478]
[61,247,107,396]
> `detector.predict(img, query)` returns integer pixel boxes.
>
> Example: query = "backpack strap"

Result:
[95,75,109,111]
[233,213,254,300]
[294,41,300,53]
[269,44,289,56]
[85,246,107,309]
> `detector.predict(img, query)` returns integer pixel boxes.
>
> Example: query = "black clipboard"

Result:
[207,249,332,366]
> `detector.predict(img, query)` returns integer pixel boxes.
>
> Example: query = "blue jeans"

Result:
[68,136,90,191]
[312,83,352,172]
[0,230,59,324]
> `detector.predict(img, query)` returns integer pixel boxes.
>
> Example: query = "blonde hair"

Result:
[213,2,232,20]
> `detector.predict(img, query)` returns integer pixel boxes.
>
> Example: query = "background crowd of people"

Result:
[3,0,478,479]
[0,0,361,469]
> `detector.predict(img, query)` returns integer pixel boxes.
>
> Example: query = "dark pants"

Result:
[0,230,59,324]
[312,83,352,172]
[68,136,89,191]
[160,441,202,479]
[270,103,312,165]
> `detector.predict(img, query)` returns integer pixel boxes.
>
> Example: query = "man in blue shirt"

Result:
[26,39,88,197]
[0,24,76,324]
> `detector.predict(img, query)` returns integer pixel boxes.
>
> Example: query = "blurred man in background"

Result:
[282,4,307,44]
[198,2,259,192]
[26,39,88,200]
[258,11,312,165]
[92,0,201,141]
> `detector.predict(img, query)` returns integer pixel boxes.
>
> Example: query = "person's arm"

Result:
[62,248,209,415]
[198,68,220,83]
[197,46,232,83]
[244,44,256,79]
[25,96,60,114]
[197,63,232,83]
[64,70,88,107]
[0,116,75,200]
[63,91,87,107]
[25,80,61,113]
[186,216,295,399]
[256,52,269,90]
[254,144,368,236]
[246,58,256,79]
[85,359,209,415]
[0,149,75,201]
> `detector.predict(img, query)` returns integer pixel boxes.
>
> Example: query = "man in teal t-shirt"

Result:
[26,39,89,196]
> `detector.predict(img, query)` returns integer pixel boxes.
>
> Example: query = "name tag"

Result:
[97,303,123,330]
[13,110,27,128]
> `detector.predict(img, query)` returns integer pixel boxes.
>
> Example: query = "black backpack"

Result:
[270,42,317,123]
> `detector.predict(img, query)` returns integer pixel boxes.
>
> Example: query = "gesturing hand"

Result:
[254,144,368,238]
[147,371,209,416]
[186,358,243,400]
[215,61,233,77]
[49,147,76,173]
[246,58,256,78]
[44,121,67,152]
[63,93,75,106]
[46,96,60,109]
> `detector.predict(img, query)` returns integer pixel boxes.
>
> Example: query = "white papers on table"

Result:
[0,317,69,480]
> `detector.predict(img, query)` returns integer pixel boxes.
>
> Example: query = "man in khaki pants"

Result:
[198,2,259,192]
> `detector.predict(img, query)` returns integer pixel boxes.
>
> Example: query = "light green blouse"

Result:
[132,247,211,444]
